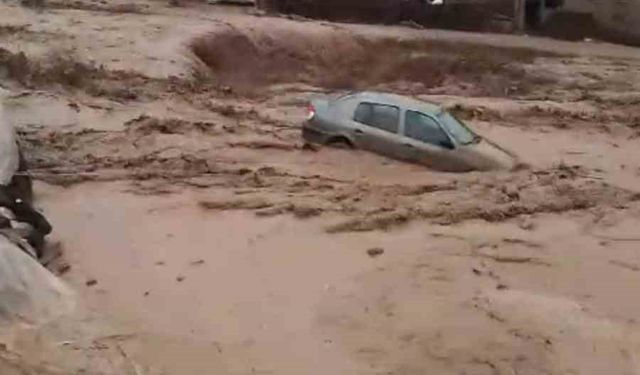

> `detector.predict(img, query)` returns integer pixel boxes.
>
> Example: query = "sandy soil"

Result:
[2,1,640,374]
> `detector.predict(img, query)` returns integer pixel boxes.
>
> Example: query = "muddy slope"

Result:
[190,26,553,93]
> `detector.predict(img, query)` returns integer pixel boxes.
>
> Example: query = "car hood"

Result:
[458,138,518,171]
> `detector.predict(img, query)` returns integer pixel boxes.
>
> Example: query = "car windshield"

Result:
[438,112,478,145]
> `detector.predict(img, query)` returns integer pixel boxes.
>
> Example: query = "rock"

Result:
[86,279,98,287]
[367,248,384,258]
[0,235,74,326]
[176,276,185,282]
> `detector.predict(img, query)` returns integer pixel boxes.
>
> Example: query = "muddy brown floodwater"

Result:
[2,1,640,374]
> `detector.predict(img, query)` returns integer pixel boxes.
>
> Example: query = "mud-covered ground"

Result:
[1,1,640,374]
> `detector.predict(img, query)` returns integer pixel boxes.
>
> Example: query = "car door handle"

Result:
[354,129,364,134]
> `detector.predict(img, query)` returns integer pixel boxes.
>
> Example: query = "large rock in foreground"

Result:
[0,235,74,329]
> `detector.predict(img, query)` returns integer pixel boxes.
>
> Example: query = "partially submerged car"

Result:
[302,92,517,172]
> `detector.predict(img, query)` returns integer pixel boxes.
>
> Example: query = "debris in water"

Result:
[301,143,319,152]
[367,247,384,258]
[199,197,273,211]
[57,263,71,275]
[291,205,322,219]
[517,217,536,231]
[609,260,640,272]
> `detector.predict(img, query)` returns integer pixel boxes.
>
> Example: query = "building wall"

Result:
[561,0,640,40]
[256,0,514,30]
[562,0,597,13]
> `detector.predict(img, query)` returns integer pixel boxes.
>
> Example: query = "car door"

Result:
[400,110,458,169]
[348,102,405,159]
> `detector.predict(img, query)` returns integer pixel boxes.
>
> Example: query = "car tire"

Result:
[326,136,354,149]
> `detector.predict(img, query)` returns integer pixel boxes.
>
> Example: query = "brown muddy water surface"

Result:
[2,1,640,374]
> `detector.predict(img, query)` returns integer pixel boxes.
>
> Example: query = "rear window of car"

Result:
[353,102,399,134]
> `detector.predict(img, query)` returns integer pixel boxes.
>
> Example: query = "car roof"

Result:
[341,91,442,115]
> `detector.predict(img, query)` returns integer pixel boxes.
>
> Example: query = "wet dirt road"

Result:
[2,1,640,374]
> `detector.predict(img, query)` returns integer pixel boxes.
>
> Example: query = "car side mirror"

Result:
[439,140,454,150]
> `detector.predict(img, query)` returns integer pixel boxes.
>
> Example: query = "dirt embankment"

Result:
[189,27,556,95]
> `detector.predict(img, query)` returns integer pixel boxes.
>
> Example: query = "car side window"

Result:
[354,103,400,134]
[404,111,451,147]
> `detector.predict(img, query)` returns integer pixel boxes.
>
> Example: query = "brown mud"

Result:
[2,1,640,374]
[190,26,557,94]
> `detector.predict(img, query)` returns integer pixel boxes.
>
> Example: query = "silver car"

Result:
[302,92,517,172]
